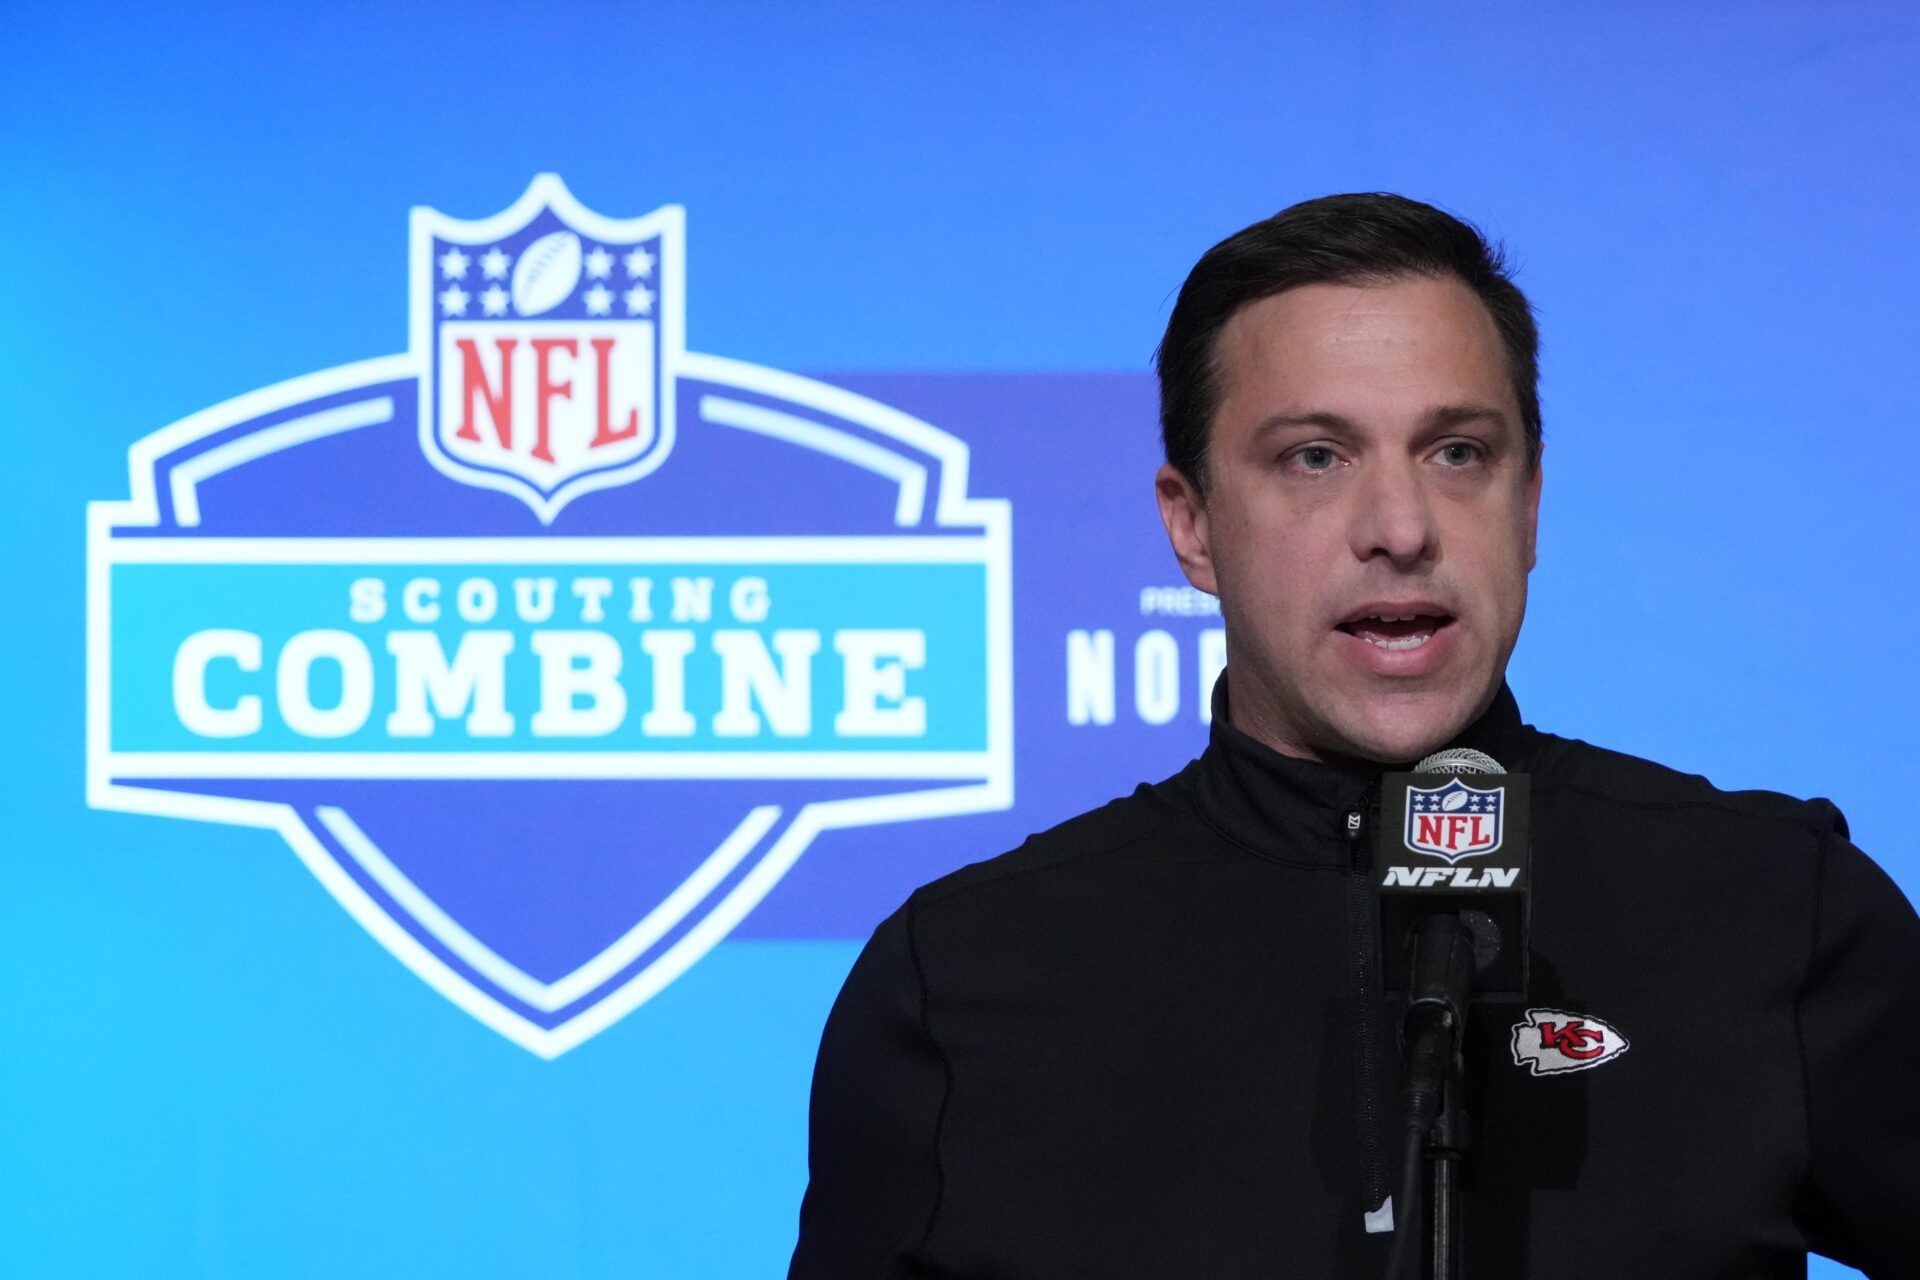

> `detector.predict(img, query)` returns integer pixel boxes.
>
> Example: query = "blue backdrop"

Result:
[5,3,1914,1275]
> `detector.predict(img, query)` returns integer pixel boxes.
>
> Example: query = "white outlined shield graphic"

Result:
[87,176,1012,1058]
[1403,778,1504,863]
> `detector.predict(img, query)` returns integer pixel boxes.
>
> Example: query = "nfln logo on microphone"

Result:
[86,175,1013,1057]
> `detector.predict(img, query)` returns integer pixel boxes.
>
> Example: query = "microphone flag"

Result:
[1377,769,1531,999]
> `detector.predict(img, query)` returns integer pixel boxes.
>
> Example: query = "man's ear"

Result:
[1524,444,1544,571]
[1155,462,1218,595]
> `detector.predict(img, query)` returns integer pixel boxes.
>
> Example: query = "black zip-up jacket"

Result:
[790,682,1920,1278]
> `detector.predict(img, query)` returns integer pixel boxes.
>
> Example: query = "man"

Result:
[788,195,1920,1277]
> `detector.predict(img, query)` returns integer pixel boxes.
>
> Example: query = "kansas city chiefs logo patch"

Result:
[1510,1008,1630,1075]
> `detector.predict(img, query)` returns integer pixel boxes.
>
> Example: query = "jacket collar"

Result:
[1186,672,1533,868]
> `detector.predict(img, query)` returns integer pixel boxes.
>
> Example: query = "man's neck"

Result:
[1226,694,1327,763]
[1221,664,1499,771]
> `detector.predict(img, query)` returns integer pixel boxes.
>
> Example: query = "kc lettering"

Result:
[1537,1020,1607,1060]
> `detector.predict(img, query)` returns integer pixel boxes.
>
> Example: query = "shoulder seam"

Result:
[1790,821,1830,1230]
[906,896,952,1263]
[1545,779,1833,836]
[1181,787,1359,871]
[914,799,1189,908]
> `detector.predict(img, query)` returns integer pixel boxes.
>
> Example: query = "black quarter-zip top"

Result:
[790,679,1920,1279]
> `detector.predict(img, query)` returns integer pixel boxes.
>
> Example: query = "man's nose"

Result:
[1350,455,1438,567]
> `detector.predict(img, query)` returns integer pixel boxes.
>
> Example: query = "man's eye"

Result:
[1436,441,1484,467]
[1292,446,1339,472]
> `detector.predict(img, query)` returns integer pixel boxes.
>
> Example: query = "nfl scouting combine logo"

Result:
[86,176,1013,1057]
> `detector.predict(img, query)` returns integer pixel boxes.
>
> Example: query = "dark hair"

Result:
[1155,193,1541,493]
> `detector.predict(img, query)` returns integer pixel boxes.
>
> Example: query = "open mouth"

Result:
[1334,610,1456,652]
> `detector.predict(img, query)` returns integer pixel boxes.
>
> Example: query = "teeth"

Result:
[1362,632,1432,651]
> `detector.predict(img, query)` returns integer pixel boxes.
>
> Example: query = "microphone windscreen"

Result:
[1413,747,1503,775]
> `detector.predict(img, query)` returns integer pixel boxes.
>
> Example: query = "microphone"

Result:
[1378,749,1531,1278]
[1377,748,1531,1000]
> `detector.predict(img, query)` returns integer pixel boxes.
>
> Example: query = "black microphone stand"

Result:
[1386,914,1477,1280]
[1425,1036,1472,1279]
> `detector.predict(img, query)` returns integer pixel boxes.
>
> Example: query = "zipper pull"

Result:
[1346,784,1375,871]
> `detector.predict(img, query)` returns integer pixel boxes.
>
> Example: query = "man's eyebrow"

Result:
[1251,404,1511,435]
[1427,403,1510,430]
[1251,411,1361,435]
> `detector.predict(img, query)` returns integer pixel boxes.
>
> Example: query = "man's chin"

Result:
[1320,691,1485,767]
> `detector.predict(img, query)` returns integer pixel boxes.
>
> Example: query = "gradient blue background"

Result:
[5,3,1915,1275]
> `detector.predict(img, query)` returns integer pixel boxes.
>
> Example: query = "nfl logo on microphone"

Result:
[1404,778,1505,863]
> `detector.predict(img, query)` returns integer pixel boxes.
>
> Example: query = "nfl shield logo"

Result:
[413,175,681,523]
[1403,778,1505,862]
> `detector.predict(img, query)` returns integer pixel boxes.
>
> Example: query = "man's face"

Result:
[1156,275,1542,763]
